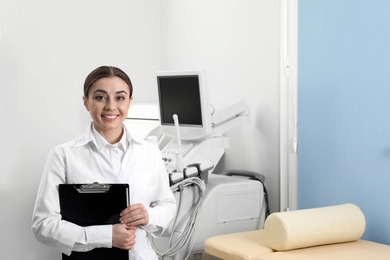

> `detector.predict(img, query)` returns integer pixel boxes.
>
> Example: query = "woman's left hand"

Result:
[120,203,149,227]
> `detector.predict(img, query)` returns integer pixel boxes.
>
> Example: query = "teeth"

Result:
[104,115,117,119]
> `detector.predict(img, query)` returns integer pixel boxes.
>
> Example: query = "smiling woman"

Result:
[83,74,132,144]
[31,66,177,260]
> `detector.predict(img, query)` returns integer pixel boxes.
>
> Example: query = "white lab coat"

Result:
[31,124,176,259]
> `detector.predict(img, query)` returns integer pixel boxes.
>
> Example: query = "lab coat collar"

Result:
[73,123,143,148]
[92,125,128,152]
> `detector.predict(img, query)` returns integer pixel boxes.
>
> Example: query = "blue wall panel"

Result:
[298,0,390,244]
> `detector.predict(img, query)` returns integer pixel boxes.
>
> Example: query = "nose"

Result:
[104,97,116,111]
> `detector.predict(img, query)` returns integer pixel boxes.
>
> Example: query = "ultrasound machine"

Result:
[124,71,268,260]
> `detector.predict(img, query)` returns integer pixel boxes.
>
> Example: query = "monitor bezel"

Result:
[156,70,212,141]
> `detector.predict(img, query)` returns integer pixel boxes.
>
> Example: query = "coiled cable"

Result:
[151,177,206,260]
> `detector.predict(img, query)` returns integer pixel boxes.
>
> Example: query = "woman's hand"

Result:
[120,203,149,227]
[112,224,136,250]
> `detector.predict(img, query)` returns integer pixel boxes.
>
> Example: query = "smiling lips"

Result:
[103,115,118,120]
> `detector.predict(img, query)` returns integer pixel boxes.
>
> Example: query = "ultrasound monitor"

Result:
[157,71,212,140]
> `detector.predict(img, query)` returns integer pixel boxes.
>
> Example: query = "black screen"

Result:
[158,75,203,126]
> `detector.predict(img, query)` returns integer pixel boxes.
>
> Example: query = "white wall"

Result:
[159,0,281,212]
[0,1,160,259]
[0,0,281,259]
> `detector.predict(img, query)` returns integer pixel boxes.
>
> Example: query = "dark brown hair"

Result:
[83,66,133,98]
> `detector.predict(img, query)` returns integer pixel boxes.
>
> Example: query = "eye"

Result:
[94,95,107,101]
[116,95,126,101]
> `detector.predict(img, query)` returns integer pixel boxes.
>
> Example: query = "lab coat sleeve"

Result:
[31,146,112,255]
[141,146,176,237]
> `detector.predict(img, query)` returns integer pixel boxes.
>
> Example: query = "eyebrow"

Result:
[93,89,128,95]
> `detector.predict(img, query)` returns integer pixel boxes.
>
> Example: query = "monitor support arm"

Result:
[211,100,250,136]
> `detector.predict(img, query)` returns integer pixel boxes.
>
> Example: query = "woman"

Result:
[32,66,176,259]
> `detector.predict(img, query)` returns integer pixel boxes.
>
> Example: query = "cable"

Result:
[151,177,206,260]
[257,179,270,219]
[154,177,205,259]
[220,170,270,221]
[244,177,270,220]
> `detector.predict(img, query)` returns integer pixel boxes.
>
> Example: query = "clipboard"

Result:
[59,183,130,260]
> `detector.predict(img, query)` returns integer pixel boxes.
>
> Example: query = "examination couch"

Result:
[204,203,390,260]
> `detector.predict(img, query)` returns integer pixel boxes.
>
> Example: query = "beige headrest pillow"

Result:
[264,203,366,251]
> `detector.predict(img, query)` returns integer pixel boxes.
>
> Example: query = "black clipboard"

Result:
[59,183,130,260]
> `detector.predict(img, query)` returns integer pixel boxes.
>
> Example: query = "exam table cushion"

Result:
[204,229,273,260]
[254,240,390,260]
[264,203,366,251]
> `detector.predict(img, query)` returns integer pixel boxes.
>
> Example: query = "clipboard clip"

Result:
[77,182,111,193]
